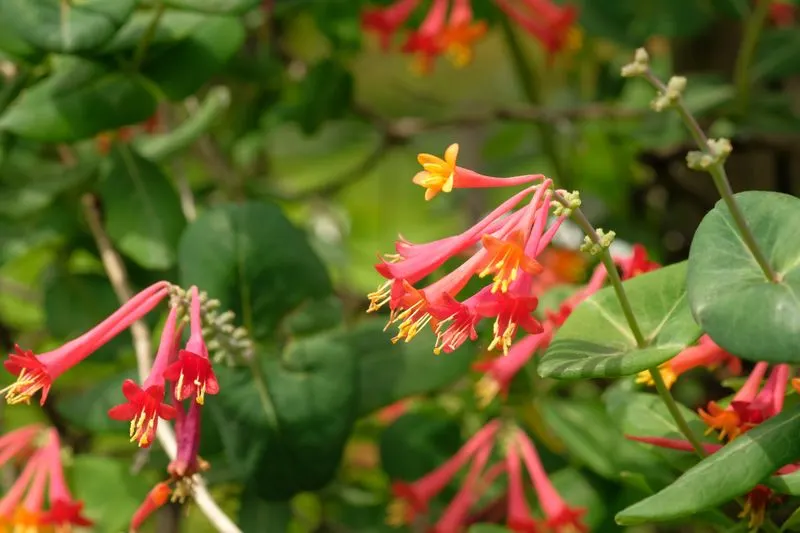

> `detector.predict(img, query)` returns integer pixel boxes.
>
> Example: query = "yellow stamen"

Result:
[385,499,410,527]
[367,280,392,313]
[196,379,206,405]
[487,318,518,356]
[475,375,500,409]
[635,364,677,389]
[390,300,432,344]
[1,371,40,405]
[433,315,471,355]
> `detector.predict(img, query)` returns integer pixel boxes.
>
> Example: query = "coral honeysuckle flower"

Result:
[479,231,544,294]
[505,442,541,533]
[361,0,421,51]
[473,331,550,407]
[768,1,795,26]
[130,482,172,533]
[168,399,208,479]
[163,286,219,405]
[440,0,487,67]
[429,439,494,533]
[698,362,768,441]
[0,424,42,466]
[616,243,660,280]
[496,0,579,57]
[0,447,47,528]
[516,428,588,533]
[42,429,93,531]
[636,334,741,390]
[387,420,499,526]
[413,144,543,201]
[2,281,170,405]
[108,305,182,448]
[401,0,449,74]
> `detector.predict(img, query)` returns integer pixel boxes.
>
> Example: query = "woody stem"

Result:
[552,192,707,458]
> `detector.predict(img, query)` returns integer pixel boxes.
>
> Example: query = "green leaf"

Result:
[101,10,210,52]
[468,526,512,533]
[606,392,714,471]
[379,411,462,481]
[282,58,354,135]
[754,28,800,81]
[540,398,671,482]
[100,146,185,270]
[0,0,136,53]
[214,327,358,500]
[550,468,608,528]
[616,404,800,525]
[0,17,42,62]
[0,58,157,142]
[539,262,702,379]
[687,191,800,363]
[136,86,230,161]
[143,16,245,100]
[349,320,476,417]
[162,0,260,14]
[781,506,800,532]
[70,456,153,533]
[57,369,137,432]
[238,490,293,533]
[178,201,332,343]
[766,469,800,496]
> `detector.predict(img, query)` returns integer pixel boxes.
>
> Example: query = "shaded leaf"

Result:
[57,369,138,432]
[0,58,156,142]
[143,16,245,100]
[101,10,210,52]
[540,262,701,379]
[100,146,185,270]
[178,201,332,343]
[0,0,136,53]
[162,0,261,14]
[379,411,462,481]
[687,191,800,363]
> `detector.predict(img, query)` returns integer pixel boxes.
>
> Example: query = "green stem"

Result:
[554,193,708,457]
[733,0,772,114]
[133,2,165,70]
[499,17,571,190]
[643,72,777,282]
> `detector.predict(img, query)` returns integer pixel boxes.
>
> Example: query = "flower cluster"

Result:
[0,281,235,531]
[628,361,798,528]
[361,0,579,74]
[388,419,588,532]
[0,424,91,532]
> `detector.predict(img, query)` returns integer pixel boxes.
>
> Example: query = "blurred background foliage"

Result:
[0,0,799,531]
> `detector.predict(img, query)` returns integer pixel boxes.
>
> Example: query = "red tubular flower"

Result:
[108,305,182,447]
[412,144,543,202]
[163,286,219,405]
[0,424,42,466]
[506,443,539,533]
[131,482,172,533]
[2,281,170,406]
[440,0,488,68]
[768,1,795,26]
[168,400,205,478]
[429,438,494,533]
[42,429,93,531]
[616,244,660,280]
[0,446,46,526]
[517,428,588,533]
[362,0,421,51]
[626,435,722,455]
[387,420,499,526]
[401,0,449,74]
[636,334,741,390]
[496,0,578,57]
[699,362,768,441]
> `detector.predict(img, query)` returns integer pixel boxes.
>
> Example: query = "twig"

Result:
[81,194,242,533]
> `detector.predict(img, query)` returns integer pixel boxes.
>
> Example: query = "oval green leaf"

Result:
[616,404,800,525]
[539,261,701,379]
[0,58,157,142]
[100,147,186,270]
[1,0,136,53]
[178,201,332,343]
[162,0,260,14]
[687,191,800,363]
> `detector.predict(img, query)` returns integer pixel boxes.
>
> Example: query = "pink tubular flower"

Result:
[516,428,588,533]
[42,429,93,531]
[412,144,543,202]
[636,334,742,390]
[361,0,421,51]
[506,443,539,533]
[0,446,47,528]
[495,0,579,57]
[169,399,206,479]
[386,420,500,526]
[163,286,219,405]
[2,281,170,405]
[0,424,42,465]
[131,482,172,533]
[429,438,496,533]
[108,305,182,447]
[401,0,449,74]
[473,332,547,407]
